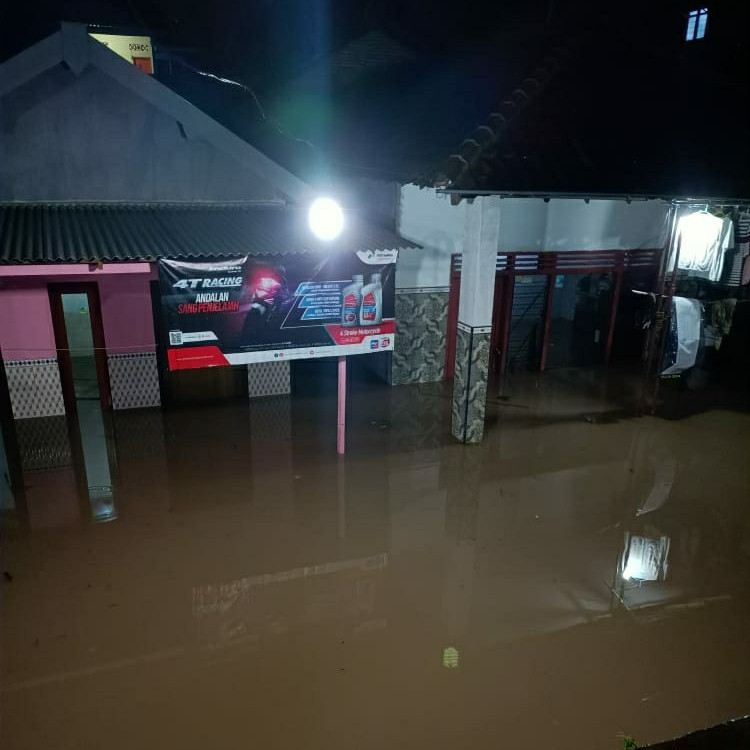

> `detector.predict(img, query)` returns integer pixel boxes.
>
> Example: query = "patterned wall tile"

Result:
[247,361,290,398]
[4,358,65,419]
[14,415,72,472]
[107,352,161,410]
[451,326,490,443]
[392,290,449,385]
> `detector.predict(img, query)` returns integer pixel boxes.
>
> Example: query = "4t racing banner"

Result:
[159,250,397,370]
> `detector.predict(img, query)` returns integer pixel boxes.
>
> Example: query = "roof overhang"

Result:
[436,189,750,206]
[0,202,420,264]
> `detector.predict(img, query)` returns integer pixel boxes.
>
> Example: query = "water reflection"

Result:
[2,376,750,750]
[622,533,671,582]
[76,400,117,522]
[0,426,15,513]
[3,399,119,528]
[192,553,389,648]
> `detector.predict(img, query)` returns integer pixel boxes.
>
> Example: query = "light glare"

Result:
[308,197,344,241]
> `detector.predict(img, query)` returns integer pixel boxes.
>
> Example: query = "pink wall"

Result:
[0,267,156,361]
[98,275,156,355]
[0,283,57,360]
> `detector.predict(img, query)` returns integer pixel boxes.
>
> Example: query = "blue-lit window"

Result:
[686,8,708,41]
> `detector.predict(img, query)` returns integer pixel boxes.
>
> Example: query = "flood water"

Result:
[2,370,750,749]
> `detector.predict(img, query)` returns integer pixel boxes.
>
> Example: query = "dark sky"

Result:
[3,0,748,194]
[4,0,747,88]
[1,0,556,83]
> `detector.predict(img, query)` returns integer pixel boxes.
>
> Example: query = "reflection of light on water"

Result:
[192,553,389,617]
[442,646,459,669]
[622,534,670,582]
[90,486,118,523]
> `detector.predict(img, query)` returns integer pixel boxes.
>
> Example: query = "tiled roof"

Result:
[0,203,418,263]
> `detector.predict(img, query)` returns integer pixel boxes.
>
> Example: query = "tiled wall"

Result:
[107,352,161,410]
[392,289,449,385]
[451,323,491,444]
[247,361,291,398]
[3,358,65,419]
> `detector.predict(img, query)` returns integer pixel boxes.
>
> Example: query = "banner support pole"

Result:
[337,356,347,455]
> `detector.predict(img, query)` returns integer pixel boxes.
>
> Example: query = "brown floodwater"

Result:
[2,370,750,749]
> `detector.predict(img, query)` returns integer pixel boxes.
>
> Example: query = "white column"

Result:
[458,197,500,328]
[451,197,501,443]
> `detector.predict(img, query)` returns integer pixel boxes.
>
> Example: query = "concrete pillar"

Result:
[451,197,500,443]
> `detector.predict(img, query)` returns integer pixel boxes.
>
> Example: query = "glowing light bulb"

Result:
[308,197,344,241]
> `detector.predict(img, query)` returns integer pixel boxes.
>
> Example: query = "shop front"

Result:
[0,203,413,420]
[0,26,415,424]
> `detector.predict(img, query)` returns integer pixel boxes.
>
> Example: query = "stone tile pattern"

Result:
[15,415,72,472]
[247,361,290,398]
[451,325,491,443]
[249,396,292,442]
[392,290,449,385]
[107,352,161,410]
[3,358,65,419]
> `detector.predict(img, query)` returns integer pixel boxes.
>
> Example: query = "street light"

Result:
[308,197,344,241]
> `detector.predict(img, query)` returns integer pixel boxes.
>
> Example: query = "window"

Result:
[686,8,708,41]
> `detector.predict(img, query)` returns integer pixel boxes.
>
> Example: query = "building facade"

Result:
[0,24,413,421]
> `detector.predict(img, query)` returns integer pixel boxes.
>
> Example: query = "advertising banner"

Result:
[159,250,397,370]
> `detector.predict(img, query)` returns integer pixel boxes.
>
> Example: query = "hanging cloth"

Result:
[708,298,737,349]
[676,211,734,281]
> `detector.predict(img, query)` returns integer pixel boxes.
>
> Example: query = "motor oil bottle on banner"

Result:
[341,274,363,326]
[359,273,383,325]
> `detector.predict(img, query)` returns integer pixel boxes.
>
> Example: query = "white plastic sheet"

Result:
[662,297,702,375]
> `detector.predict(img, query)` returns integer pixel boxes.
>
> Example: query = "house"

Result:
[264,2,750,442]
[0,23,415,421]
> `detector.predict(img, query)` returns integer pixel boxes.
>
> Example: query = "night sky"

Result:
[1,0,619,82]
[3,0,749,195]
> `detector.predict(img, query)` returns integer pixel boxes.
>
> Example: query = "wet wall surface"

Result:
[1,369,750,749]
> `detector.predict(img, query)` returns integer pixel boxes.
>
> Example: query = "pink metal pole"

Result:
[337,356,347,455]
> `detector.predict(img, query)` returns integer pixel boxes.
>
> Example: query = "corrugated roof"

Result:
[0,203,418,263]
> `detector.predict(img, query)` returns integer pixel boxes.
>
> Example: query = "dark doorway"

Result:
[505,275,549,373]
[546,272,614,369]
[489,275,513,378]
[49,284,111,414]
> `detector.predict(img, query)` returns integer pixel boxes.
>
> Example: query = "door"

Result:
[546,272,614,369]
[49,284,111,414]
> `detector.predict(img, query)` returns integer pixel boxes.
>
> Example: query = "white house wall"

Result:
[542,199,670,251]
[392,186,465,383]
[397,185,466,290]
[0,65,281,202]
[394,185,670,385]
